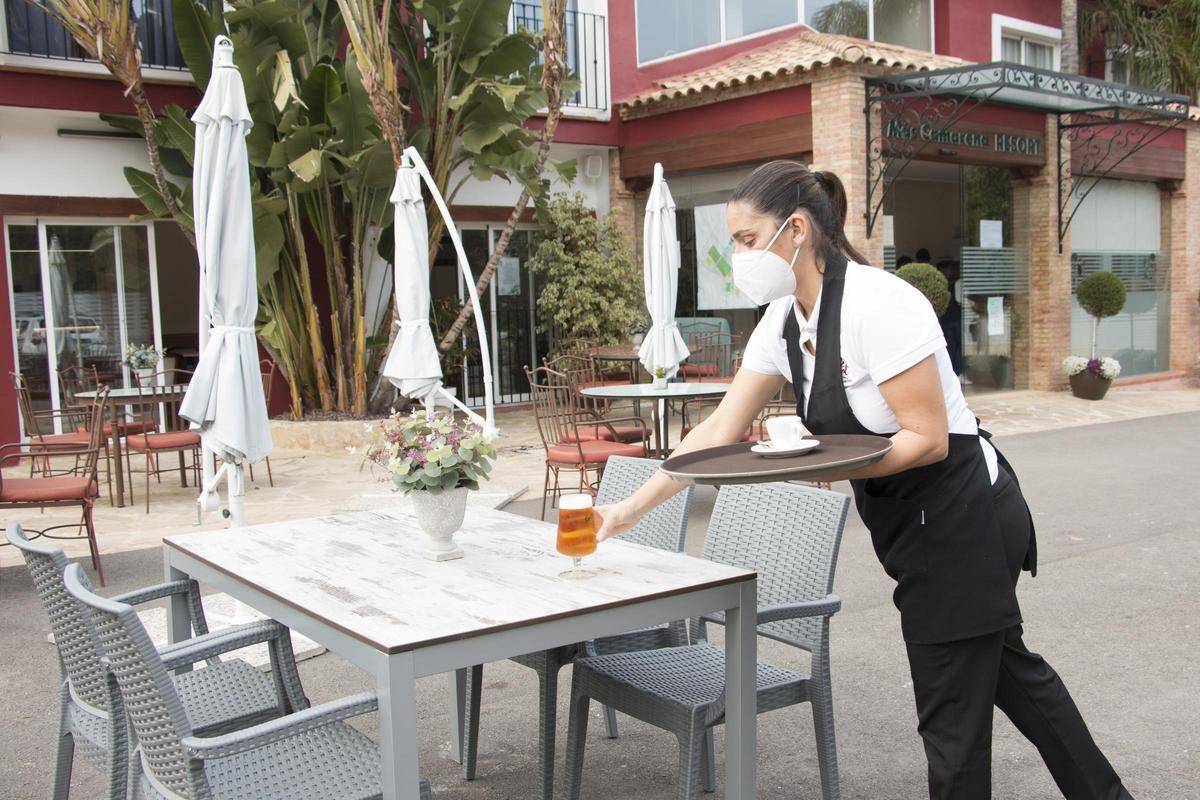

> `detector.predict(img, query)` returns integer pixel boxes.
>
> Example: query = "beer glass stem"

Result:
[572,557,582,574]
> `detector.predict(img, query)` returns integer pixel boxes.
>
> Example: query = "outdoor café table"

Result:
[77,383,189,508]
[580,382,732,456]
[162,507,759,800]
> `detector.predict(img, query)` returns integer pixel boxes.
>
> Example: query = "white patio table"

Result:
[163,506,759,800]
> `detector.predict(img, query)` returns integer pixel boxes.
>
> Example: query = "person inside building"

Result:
[915,247,931,263]
[595,160,1134,800]
[896,254,913,268]
[937,258,964,377]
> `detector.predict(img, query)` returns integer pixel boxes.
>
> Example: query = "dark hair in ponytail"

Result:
[730,160,867,266]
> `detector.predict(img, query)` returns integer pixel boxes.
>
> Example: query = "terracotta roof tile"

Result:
[619,30,966,116]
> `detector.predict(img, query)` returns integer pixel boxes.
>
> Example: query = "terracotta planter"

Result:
[410,486,469,561]
[1068,371,1112,401]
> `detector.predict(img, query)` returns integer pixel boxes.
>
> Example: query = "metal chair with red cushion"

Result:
[123,369,201,513]
[246,359,275,488]
[525,365,648,520]
[0,386,110,584]
[679,331,736,382]
[544,355,649,446]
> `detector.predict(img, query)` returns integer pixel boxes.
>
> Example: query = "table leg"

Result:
[725,579,757,799]
[650,400,663,457]
[448,669,467,764]
[110,402,126,508]
[658,398,669,457]
[164,561,194,674]
[378,651,423,800]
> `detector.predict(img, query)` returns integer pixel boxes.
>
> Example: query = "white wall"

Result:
[1069,178,1160,251]
[0,106,151,198]
[448,142,611,215]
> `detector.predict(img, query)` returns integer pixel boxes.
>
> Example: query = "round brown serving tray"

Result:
[660,434,893,486]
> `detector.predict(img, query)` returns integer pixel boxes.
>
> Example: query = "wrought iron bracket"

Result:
[1056,108,1185,253]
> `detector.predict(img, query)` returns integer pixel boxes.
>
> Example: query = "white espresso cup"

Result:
[764,415,808,449]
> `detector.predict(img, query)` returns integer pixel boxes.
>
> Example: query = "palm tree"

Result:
[1060,0,1078,74]
[1081,0,1200,102]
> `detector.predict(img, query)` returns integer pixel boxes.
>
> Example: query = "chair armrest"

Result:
[111,579,195,607]
[756,595,842,623]
[158,620,287,670]
[181,692,378,760]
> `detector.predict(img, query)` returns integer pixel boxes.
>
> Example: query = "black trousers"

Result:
[904,469,1133,800]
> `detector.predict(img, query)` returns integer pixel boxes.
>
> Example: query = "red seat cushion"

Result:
[565,424,647,444]
[80,421,156,436]
[31,432,90,447]
[126,431,201,451]
[679,363,719,377]
[547,440,645,465]
[0,476,97,502]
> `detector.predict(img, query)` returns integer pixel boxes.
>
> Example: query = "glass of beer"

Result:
[556,493,597,579]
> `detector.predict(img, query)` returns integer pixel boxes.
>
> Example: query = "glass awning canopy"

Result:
[867,61,1191,118]
[863,62,1191,251]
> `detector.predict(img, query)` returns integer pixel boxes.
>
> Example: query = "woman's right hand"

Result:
[594,500,644,542]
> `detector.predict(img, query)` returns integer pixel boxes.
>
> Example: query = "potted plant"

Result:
[1065,271,1127,400]
[895,262,950,316]
[124,343,163,384]
[651,366,668,390]
[361,410,496,561]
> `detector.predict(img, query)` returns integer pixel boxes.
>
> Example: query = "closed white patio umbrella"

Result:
[179,35,270,527]
[637,162,690,380]
[381,146,495,431]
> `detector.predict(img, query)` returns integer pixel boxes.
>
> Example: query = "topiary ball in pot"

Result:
[1076,271,1126,320]
[896,262,950,316]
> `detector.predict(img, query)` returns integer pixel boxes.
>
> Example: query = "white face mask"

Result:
[730,218,800,305]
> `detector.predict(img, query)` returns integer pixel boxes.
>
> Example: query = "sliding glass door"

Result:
[5,219,161,432]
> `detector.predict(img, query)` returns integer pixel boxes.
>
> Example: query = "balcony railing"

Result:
[511,1,609,114]
[2,0,210,71]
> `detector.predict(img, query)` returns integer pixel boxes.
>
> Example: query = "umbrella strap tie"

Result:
[210,325,255,334]
[395,319,429,328]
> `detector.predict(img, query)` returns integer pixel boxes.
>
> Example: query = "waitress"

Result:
[595,161,1134,800]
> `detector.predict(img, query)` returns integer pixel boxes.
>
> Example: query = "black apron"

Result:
[782,253,1036,645]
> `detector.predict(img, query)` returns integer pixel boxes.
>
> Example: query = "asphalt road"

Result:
[2,412,1197,799]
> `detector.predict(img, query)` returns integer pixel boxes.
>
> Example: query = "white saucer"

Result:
[751,439,821,458]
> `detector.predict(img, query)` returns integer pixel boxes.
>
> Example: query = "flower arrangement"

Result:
[1063,356,1121,381]
[123,343,163,370]
[362,410,496,495]
[653,366,666,379]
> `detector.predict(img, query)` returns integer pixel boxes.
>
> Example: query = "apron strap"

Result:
[781,310,807,424]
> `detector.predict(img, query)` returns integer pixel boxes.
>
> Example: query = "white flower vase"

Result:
[651,376,669,390]
[136,367,156,385]
[410,487,469,561]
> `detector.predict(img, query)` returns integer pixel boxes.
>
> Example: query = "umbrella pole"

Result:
[227,461,245,528]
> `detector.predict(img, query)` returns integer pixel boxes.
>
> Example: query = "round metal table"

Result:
[579,382,731,456]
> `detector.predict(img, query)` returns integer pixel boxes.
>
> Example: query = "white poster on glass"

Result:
[694,203,756,310]
[497,256,521,296]
[987,296,1005,335]
[980,219,1003,249]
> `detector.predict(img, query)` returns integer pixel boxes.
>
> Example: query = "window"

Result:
[1106,47,1164,92]
[636,0,800,63]
[992,14,1060,70]
[806,0,932,52]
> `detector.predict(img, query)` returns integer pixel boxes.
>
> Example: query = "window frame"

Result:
[991,13,1061,70]
[635,0,937,67]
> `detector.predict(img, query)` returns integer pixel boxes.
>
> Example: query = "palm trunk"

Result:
[1060,0,1079,75]
[129,86,198,249]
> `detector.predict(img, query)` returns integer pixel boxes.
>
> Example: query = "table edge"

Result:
[164,538,756,656]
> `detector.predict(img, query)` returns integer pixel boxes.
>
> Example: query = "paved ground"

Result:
[3,411,1197,799]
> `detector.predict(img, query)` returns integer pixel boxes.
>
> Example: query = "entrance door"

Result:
[5,220,161,432]
[456,224,542,406]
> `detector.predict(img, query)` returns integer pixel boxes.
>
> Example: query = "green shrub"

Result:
[1076,271,1126,319]
[896,262,950,316]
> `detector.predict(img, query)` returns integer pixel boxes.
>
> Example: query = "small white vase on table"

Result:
[360,410,497,561]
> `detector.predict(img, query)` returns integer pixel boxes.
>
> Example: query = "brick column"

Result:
[1010,114,1072,390]
[1166,123,1200,375]
[607,148,638,254]
[811,70,885,267]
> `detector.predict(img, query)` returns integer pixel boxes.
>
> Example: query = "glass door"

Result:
[456,224,541,406]
[5,220,161,434]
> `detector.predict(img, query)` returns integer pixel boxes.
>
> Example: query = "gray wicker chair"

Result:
[61,562,432,800]
[460,456,695,800]
[562,482,850,800]
[6,523,309,800]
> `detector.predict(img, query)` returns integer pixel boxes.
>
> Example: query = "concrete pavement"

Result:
[2,411,1197,799]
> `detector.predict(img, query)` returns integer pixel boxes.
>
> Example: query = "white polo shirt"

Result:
[740,261,998,483]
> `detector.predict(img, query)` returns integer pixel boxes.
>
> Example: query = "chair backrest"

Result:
[12,372,45,438]
[58,364,98,408]
[260,358,276,407]
[525,365,579,451]
[63,563,200,798]
[693,331,736,378]
[76,387,109,480]
[5,524,111,712]
[134,368,194,431]
[596,456,694,553]
[701,482,849,652]
[677,317,727,347]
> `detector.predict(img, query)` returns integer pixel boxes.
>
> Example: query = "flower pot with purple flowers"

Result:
[1065,272,1127,401]
[360,410,497,560]
[1063,356,1120,400]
